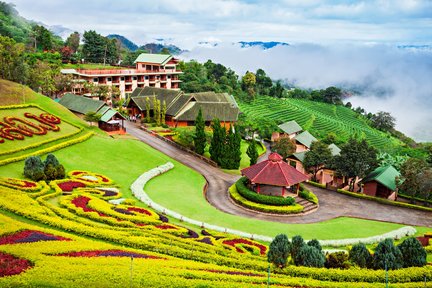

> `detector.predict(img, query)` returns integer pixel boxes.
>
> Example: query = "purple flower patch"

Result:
[103,191,118,197]
[114,208,135,215]
[55,249,165,259]
[0,230,70,245]
[196,237,214,245]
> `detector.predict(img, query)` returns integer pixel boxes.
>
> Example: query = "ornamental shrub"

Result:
[24,156,46,181]
[268,234,291,268]
[295,245,325,268]
[236,178,295,206]
[246,140,259,165]
[397,237,427,268]
[290,235,305,261]
[373,238,403,270]
[325,251,350,269]
[349,243,372,268]
[307,239,322,252]
[43,154,65,180]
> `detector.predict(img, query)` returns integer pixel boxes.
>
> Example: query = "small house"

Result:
[361,165,400,200]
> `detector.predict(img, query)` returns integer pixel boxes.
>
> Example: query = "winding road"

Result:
[125,121,432,227]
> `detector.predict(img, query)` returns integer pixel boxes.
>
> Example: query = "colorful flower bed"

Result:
[68,170,113,185]
[155,224,179,230]
[0,230,70,245]
[0,252,32,277]
[0,177,41,191]
[71,196,106,217]
[222,238,267,256]
[54,249,165,259]
[56,180,86,192]
[127,207,153,216]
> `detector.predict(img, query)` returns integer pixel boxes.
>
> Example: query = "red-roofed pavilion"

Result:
[241,152,309,197]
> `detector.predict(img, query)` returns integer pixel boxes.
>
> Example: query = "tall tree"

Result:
[209,118,225,165]
[82,30,118,64]
[303,141,333,182]
[397,158,429,200]
[241,71,256,101]
[267,234,291,268]
[65,31,80,52]
[271,137,296,159]
[371,111,396,132]
[334,138,377,191]
[397,237,427,268]
[31,24,54,51]
[246,140,259,165]
[373,238,403,270]
[194,108,206,155]
[255,68,272,95]
[145,97,151,122]
[321,86,342,105]
[161,100,167,125]
[349,243,372,268]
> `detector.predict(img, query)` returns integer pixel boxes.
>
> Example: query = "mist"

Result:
[182,43,432,142]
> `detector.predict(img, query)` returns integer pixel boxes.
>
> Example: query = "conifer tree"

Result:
[145,97,151,122]
[246,140,259,165]
[194,108,206,155]
[209,118,224,165]
[24,156,45,181]
[232,125,242,169]
[161,100,167,125]
[268,234,291,268]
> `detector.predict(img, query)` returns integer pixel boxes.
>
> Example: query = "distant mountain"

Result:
[239,41,289,49]
[139,43,184,55]
[107,34,139,51]
[48,25,74,40]
[397,44,432,52]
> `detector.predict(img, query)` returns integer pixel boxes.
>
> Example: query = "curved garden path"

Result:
[124,122,432,227]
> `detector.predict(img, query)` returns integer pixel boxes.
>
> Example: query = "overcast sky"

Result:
[11,0,432,48]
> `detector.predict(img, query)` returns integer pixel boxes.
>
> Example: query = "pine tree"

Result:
[221,125,235,169]
[373,238,403,270]
[24,156,45,181]
[153,97,161,126]
[268,234,291,268]
[194,108,206,155]
[349,243,372,268]
[246,140,259,165]
[398,237,427,268]
[232,125,242,169]
[209,118,224,165]
[145,97,151,123]
[161,100,167,125]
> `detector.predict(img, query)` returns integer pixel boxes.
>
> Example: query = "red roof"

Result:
[241,152,309,187]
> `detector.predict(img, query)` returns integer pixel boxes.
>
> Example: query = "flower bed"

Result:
[0,252,32,277]
[68,170,113,185]
[0,230,70,245]
[54,249,165,259]
[127,207,153,216]
[0,177,41,191]
[71,196,106,217]
[222,238,267,256]
[57,181,86,192]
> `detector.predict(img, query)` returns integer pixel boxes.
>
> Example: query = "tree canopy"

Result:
[303,141,333,182]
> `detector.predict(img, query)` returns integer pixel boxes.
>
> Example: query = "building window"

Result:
[107,77,112,82]
[145,76,149,80]
[93,78,98,82]
[167,75,171,79]
[120,77,125,81]
[133,76,137,80]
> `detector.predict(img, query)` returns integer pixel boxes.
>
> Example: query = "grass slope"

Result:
[239,96,402,151]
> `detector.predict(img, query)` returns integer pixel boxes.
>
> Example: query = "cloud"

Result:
[183,43,432,142]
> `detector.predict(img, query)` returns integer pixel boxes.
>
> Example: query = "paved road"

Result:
[124,122,432,227]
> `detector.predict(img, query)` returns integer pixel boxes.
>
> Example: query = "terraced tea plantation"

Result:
[239,97,402,150]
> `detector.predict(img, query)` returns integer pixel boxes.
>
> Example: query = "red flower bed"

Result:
[0,252,32,277]
[5,179,37,188]
[222,239,267,256]
[155,224,178,230]
[57,181,86,192]
[55,249,164,259]
[71,196,106,217]
[0,230,70,245]
[127,207,152,216]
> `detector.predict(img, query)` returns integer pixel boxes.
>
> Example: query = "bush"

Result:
[290,235,305,261]
[349,243,372,268]
[373,238,403,270]
[295,245,325,268]
[24,156,46,181]
[325,251,350,269]
[236,178,295,206]
[268,234,291,268]
[398,237,427,268]
[307,239,322,252]
[299,184,319,204]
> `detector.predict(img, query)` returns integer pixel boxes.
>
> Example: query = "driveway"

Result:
[124,122,432,227]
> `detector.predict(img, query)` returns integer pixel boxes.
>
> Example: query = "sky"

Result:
[10,0,432,142]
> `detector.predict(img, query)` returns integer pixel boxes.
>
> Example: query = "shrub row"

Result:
[398,192,432,205]
[229,184,304,214]
[299,184,319,204]
[236,177,295,206]
[307,181,432,213]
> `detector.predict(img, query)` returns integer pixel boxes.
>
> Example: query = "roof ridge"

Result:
[277,161,291,186]
[250,161,271,183]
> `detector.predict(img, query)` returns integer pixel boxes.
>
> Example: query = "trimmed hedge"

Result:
[398,192,432,206]
[307,181,432,213]
[299,184,319,204]
[235,177,295,206]
[229,184,304,214]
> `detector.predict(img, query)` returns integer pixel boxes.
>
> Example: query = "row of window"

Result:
[93,75,173,82]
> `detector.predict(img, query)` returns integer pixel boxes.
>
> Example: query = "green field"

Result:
[239,96,402,151]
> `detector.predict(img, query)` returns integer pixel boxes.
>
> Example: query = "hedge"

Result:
[398,192,432,206]
[235,177,295,206]
[229,184,304,214]
[307,181,432,213]
[299,184,319,204]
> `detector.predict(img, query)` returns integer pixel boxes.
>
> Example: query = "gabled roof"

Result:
[278,120,302,135]
[294,131,317,148]
[58,93,105,115]
[291,151,306,162]
[362,165,400,191]
[328,143,341,156]
[130,86,182,109]
[134,53,173,65]
[241,152,309,187]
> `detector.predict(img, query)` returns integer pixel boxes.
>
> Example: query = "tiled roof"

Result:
[58,93,105,115]
[241,152,309,186]
[328,143,341,156]
[361,165,400,191]
[133,53,173,65]
[291,151,306,162]
[294,131,317,148]
[278,120,302,135]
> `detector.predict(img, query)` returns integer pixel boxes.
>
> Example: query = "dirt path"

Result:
[124,122,432,227]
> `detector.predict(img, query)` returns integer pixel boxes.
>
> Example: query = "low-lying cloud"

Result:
[182,43,432,142]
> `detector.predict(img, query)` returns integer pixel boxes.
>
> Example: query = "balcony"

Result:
[76,68,183,76]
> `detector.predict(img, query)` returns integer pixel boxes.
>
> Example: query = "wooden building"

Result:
[272,120,303,142]
[241,152,309,197]
[127,87,239,127]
